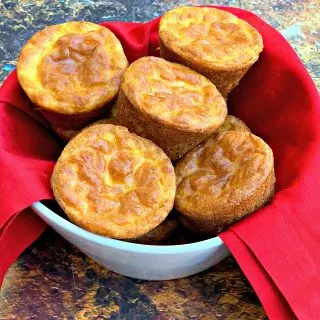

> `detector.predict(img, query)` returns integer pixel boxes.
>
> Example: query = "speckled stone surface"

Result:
[0,0,319,89]
[1,230,267,320]
[0,0,319,319]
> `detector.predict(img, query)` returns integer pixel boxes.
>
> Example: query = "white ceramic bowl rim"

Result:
[32,201,224,255]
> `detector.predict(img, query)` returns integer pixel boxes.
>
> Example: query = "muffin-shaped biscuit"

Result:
[17,21,128,130]
[115,56,227,160]
[215,115,250,134]
[50,124,82,142]
[51,118,117,141]
[134,219,178,245]
[159,7,263,97]
[175,131,275,235]
[51,124,176,239]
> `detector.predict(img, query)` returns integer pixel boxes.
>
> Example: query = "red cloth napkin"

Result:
[0,6,319,319]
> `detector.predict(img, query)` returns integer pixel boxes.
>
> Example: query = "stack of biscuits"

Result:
[17,6,274,244]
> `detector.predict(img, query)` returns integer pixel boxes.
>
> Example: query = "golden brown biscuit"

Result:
[115,56,227,160]
[51,124,176,239]
[50,125,81,142]
[215,115,250,134]
[17,21,128,130]
[133,219,178,245]
[175,131,275,235]
[51,118,117,141]
[159,7,263,97]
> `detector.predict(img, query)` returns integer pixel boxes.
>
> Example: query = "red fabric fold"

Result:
[221,230,296,320]
[0,6,319,319]
[101,22,152,62]
[0,209,47,285]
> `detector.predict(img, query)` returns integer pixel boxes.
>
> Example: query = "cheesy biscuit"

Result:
[175,131,275,235]
[17,21,128,130]
[115,56,227,160]
[159,7,263,97]
[51,124,176,239]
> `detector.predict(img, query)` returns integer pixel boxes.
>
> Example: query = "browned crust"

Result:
[178,168,275,235]
[115,88,217,160]
[160,39,253,97]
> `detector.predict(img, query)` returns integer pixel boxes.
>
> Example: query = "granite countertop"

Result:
[0,1,319,319]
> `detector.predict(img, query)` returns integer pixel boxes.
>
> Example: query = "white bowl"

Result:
[31,201,229,280]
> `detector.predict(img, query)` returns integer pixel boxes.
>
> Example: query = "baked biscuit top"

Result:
[159,7,263,69]
[121,57,227,132]
[17,22,128,114]
[175,131,273,215]
[51,124,176,239]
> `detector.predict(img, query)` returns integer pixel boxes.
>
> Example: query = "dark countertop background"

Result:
[0,1,319,319]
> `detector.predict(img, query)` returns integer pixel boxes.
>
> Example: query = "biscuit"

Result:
[215,115,250,134]
[115,56,227,160]
[175,131,275,235]
[159,7,263,97]
[51,118,117,141]
[50,125,82,142]
[134,219,178,245]
[17,21,128,130]
[51,124,176,239]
